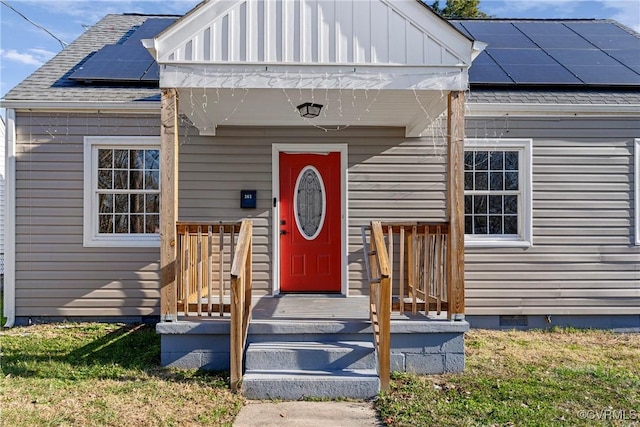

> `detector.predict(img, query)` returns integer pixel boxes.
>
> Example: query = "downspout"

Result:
[4,109,16,327]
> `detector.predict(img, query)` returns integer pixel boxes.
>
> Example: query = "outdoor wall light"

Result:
[297,102,323,118]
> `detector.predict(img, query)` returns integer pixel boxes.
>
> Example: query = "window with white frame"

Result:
[84,137,160,247]
[635,139,639,245]
[464,139,532,247]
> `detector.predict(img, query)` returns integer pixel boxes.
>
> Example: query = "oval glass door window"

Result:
[294,166,326,240]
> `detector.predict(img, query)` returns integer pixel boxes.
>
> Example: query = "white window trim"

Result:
[635,139,640,246]
[83,136,161,247]
[464,138,533,248]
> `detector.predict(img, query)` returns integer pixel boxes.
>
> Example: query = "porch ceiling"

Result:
[177,87,448,137]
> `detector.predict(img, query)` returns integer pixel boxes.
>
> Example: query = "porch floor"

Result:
[179,294,450,322]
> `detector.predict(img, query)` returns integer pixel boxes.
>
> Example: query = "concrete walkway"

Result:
[233,401,383,427]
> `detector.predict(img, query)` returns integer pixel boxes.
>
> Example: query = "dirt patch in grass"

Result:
[377,329,640,427]
[0,323,244,427]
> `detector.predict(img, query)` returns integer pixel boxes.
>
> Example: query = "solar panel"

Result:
[546,48,622,66]
[525,34,595,49]
[69,17,175,83]
[513,22,575,36]
[487,48,557,65]
[123,18,175,44]
[501,64,582,84]
[565,22,631,37]
[468,64,514,84]
[141,62,161,81]
[586,36,640,50]
[567,65,640,85]
[69,45,154,81]
[453,19,640,86]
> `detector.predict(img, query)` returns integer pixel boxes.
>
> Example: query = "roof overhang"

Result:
[146,0,478,136]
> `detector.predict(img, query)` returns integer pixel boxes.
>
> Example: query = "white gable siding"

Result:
[157,0,468,66]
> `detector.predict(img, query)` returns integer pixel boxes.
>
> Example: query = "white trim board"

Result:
[271,143,348,296]
[4,109,16,327]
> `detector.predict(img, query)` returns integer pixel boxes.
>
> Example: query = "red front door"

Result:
[279,152,341,292]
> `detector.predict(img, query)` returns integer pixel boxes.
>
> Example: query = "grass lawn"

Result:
[0,323,244,426]
[377,328,640,426]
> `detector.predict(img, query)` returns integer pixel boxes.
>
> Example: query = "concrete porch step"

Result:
[245,341,376,371]
[242,369,380,400]
[242,340,379,399]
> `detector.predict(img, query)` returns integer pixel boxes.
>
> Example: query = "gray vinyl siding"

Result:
[465,116,640,316]
[14,113,640,317]
[178,126,448,296]
[14,113,161,317]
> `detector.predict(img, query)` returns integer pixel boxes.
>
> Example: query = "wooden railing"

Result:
[230,220,253,392]
[176,220,253,392]
[176,221,242,316]
[362,221,455,388]
[365,221,392,391]
[363,222,451,316]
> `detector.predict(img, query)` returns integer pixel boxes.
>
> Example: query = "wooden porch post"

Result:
[160,88,179,322]
[447,91,465,321]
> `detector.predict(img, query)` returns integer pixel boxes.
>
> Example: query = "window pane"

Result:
[146,215,159,234]
[130,194,144,213]
[115,215,128,233]
[145,150,160,170]
[98,170,112,189]
[504,216,518,234]
[146,194,159,213]
[464,152,474,171]
[114,170,128,190]
[490,171,504,191]
[99,215,113,233]
[130,215,144,233]
[505,195,518,214]
[145,171,159,190]
[115,194,129,213]
[474,216,488,234]
[473,195,487,214]
[113,150,129,169]
[99,194,113,213]
[130,150,144,169]
[475,172,488,190]
[489,195,503,214]
[505,172,519,191]
[475,151,488,170]
[465,216,472,234]
[130,171,143,190]
[489,216,503,234]
[464,195,472,215]
[505,151,518,170]
[465,172,473,190]
[489,151,504,170]
[98,149,112,169]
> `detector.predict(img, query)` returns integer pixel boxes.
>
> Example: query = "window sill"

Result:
[465,238,532,249]
[83,236,160,248]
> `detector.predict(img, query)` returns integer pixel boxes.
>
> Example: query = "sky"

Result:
[1,0,639,101]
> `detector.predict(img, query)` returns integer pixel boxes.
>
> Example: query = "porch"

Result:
[157,219,467,398]
[151,0,474,398]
